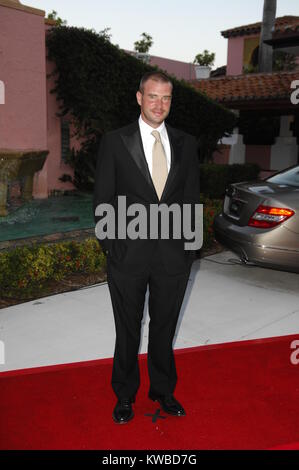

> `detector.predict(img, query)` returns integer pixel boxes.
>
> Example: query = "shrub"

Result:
[200,196,223,248]
[0,238,106,300]
[199,163,260,199]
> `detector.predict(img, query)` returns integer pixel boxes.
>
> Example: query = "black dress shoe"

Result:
[149,393,186,416]
[112,398,134,424]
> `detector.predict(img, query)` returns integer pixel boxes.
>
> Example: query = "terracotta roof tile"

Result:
[190,71,299,104]
[221,15,299,38]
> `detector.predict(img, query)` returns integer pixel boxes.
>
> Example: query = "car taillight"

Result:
[248,205,295,228]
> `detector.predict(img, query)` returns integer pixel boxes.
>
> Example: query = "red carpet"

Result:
[1,334,299,450]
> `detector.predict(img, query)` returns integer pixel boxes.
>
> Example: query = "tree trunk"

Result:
[258,0,277,73]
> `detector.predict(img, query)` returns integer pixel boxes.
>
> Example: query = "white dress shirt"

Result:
[138,115,171,177]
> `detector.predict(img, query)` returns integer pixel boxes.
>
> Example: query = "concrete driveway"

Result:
[0,250,298,372]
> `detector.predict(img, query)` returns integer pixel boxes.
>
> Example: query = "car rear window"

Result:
[267,166,299,188]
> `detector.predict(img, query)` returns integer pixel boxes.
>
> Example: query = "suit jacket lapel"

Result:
[120,120,183,201]
[161,123,183,201]
[120,121,154,196]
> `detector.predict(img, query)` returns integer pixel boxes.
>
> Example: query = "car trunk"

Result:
[223,181,299,231]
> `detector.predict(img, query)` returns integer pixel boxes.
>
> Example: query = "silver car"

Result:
[213,165,299,273]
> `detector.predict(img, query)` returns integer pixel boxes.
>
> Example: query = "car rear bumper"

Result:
[213,214,299,273]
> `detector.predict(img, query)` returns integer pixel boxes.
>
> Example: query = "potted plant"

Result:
[193,50,215,79]
[134,32,153,64]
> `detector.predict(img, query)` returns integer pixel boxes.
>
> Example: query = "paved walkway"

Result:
[0,250,298,372]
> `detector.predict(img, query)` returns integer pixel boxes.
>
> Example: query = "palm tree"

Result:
[258,0,277,72]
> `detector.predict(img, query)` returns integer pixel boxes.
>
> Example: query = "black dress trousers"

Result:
[107,244,191,401]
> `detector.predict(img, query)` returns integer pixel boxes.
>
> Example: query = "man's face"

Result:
[136,79,172,128]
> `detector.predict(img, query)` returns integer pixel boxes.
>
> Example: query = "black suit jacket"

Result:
[93,120,200,275]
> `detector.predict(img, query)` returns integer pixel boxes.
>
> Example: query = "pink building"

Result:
[0,0,75,216]
[0,1,197,212]
[125,50,196,81]
[193,16,299,172]
[223,16,299,76]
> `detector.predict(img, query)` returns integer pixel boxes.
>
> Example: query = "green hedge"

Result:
[46,26,236,189]
[199,163,261,199]
[0,238,106,299]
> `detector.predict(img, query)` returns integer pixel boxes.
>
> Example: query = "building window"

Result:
[61,120,70,162]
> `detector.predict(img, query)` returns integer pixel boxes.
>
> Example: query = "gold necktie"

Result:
[151,130,168,200]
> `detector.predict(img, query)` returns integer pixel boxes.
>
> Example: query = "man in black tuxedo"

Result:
[93,71,200,424]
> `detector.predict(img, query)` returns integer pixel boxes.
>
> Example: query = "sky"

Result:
[24,0,299,68]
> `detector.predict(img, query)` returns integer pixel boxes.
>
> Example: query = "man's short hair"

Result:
[139,71,173,94]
